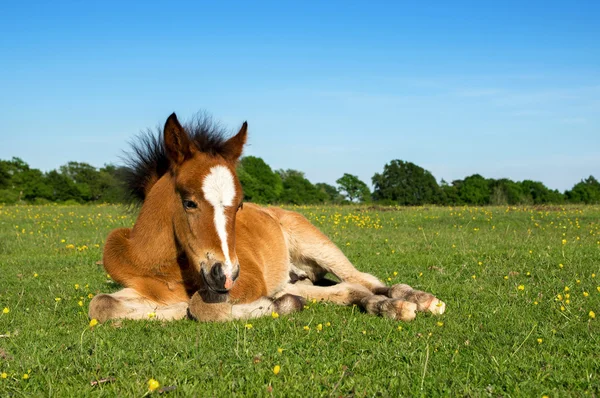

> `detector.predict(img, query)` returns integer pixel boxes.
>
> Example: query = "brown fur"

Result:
[89,113,446,323]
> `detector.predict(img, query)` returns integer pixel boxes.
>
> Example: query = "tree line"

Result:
[1,156,598,205]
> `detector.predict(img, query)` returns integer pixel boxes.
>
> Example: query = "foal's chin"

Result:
[196,286,230,304]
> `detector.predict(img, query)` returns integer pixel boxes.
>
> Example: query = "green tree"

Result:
[336,173,370,203]
[45,170,81,202]
[0,158,52,202]
[489,178,526,205]
[439,179,460,205]
[566,176,600,204]
[519,180,564,204]
[0,160,11,189]
[96,164,128,203]
[457,174,490,205]
[372,160,441,205]
[315,183,345,204]
[277,169,328,204]
[59,162,102,201]
[237,156,282,203]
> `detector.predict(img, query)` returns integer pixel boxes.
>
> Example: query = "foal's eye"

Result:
[183,199,198,210]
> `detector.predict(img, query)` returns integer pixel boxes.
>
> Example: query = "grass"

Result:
[0,203,599,397]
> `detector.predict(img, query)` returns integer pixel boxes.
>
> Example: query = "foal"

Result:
[89,113,445,323]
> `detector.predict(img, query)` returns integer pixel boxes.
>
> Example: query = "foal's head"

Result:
[163,113,246,293]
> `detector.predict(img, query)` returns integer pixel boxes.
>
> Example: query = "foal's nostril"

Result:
[210,262,226,289]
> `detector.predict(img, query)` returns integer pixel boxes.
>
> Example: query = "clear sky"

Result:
[1,1,598,192]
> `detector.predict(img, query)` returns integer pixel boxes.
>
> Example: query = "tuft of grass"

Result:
[0,203,599,396]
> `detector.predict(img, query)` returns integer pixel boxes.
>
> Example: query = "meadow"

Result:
[0,204,598,397]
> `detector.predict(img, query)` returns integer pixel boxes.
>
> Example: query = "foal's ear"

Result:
[164,113,192,166]
[222,122,248,162]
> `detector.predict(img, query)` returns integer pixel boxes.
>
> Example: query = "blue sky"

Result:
[1,1,598,191]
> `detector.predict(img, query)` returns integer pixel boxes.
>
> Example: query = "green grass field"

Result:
[0,204,599,396]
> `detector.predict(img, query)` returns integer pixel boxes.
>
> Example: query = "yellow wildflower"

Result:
[518,285,524,291]
[303,325,310,331]
[88,294,93,299]
[148,378,160,391]
[244,323,253,329]
[537,338,543,344]
[22,374,29,380]
[74,284,79,290]
[2,307,9,314]
[273,365,281,375]
[33,273,38,277]
[1,372,7,379]
[271,311,279,319]
[590,311,596,319]
[316,323,323,331]
[55,297,61,302]
[277,348,284,354]
[325,322,331,327]
[148,312,156,319]
[562,239,567,245]
[78,301,83,306]
[583,292,589,297]
[437,321,444,327]
[89,318,99,327]
[564,286,570,292]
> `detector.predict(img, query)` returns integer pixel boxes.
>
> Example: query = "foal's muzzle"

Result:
[201,262,239,293]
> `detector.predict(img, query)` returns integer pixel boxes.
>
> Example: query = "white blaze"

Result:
[202,165,236,276]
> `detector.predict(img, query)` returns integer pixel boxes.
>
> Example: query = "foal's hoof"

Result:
[427,298,446,315]
[380,300,417,322]
[273,294,305,315]
[389,284,446,315]
[188,291,232,322]
[89,294,123,323]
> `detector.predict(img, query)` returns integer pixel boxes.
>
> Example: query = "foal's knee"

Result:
[88,294,124,323]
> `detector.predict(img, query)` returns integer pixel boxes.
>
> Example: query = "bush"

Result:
[0,189,19,204]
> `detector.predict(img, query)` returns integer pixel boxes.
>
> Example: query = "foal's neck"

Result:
[129,175,179,265]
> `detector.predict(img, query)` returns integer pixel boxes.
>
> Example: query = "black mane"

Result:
[122,113,233,204]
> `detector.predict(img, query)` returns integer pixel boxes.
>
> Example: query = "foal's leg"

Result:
[187,290,304,322]
[89,288,188,323]
[374,284,446,315]
[277,209,445,315]
[282,282,417,321]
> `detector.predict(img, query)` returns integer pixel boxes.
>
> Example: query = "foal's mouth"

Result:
[200,268,231,295]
